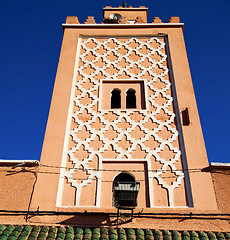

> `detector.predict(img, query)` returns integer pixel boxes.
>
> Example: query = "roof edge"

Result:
[62,23,184,28]
[210,162,230,170]
[0,159,39,167]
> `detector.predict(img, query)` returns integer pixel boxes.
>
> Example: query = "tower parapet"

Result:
[65,5,180,24]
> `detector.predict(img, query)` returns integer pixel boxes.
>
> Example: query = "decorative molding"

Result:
[57,36,187,208]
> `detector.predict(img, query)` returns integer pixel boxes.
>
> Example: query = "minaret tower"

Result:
[31,5,217,223]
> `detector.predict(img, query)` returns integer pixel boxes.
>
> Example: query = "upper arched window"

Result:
[126,88,136,109]
[111,88,121,109]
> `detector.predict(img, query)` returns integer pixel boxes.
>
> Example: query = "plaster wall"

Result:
[0,166,229,232]
[0,166,37,224]
[0,167,37,211]
[211,169,230,213]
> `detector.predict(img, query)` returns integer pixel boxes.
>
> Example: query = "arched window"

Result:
[114,171,135,183]
[126,88,136,109]
[113,171,139,209]
[111,88,121,109]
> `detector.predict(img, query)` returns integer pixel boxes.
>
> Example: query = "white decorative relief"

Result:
[57,37,186,208]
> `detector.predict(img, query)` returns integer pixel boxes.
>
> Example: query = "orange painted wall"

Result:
[211,168,230,213]
[0,165,229,231]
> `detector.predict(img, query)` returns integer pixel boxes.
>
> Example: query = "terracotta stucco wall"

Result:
[0,166,229,232]
[0,167,37,210]
[0,166,37,223]
[211,169,230,213]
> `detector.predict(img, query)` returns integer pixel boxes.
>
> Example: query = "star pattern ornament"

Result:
[58,37,186,207]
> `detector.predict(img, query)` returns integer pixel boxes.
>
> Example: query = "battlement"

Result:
[66,5,180,24]
[66,16,180,24]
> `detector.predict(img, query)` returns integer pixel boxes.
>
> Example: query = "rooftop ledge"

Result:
[210,162,230,170]
[62,23,184,28]
[0,159,39,167]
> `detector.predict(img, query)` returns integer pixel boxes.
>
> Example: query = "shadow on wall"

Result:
[58,214,133,227]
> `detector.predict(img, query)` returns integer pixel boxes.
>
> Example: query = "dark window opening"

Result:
[182,108,190,126]
[126,89,136,109]
[114,171,135,183]
[111,89,121,109]
[113,171,140,209]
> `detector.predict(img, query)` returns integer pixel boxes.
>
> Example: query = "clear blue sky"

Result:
[0,0,229,163]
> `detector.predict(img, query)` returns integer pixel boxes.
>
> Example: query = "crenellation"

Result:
[64,14,183,25]
[152,17,163,23]
[168,16,180,23]
[84,16,96,24]
[60,6,181,25]
[66,16,79,24]
[63,16,184,24]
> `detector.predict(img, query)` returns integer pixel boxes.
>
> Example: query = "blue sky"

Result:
[0,0,229,163]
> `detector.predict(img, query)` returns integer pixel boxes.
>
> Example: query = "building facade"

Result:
[32,5,217,210]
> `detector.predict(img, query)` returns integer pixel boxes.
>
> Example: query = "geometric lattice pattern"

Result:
[57,37,186,207]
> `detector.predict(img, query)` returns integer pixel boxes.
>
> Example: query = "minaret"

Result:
[31,5,217,220]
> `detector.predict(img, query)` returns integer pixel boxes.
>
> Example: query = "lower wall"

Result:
[0,166,229,232]
[0,166,37,211]
[211,167,230,213]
